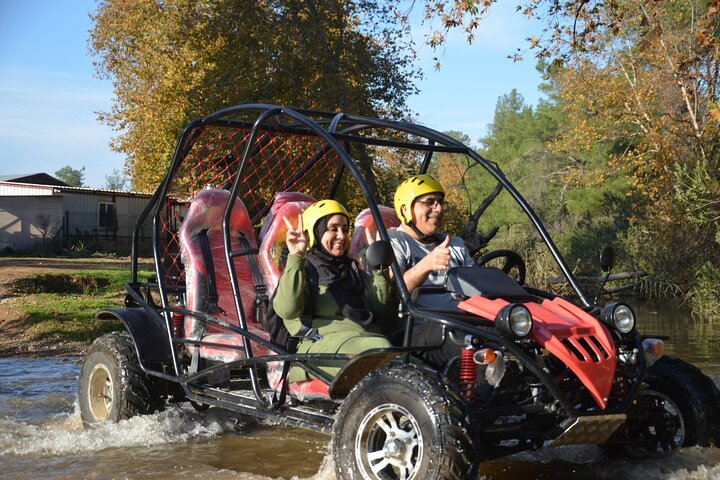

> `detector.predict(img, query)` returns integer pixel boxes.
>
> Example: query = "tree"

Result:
[55,166,85,187]
[546,3,719,290]
[35,214,58,253]
[104,169,128,191]
[90,0,420,191]
[411,0,720,306]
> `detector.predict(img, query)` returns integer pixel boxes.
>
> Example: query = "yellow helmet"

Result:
[302,199,350,250]
[394,175,445,224]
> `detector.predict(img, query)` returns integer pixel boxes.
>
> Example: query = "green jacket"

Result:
[272,253,396,337]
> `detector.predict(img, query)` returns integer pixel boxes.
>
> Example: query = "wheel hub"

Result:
[87,364,113,421]
[356,403,422,479]
[383,436,407,460]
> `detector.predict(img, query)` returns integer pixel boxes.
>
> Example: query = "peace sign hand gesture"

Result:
[283,214,308,257]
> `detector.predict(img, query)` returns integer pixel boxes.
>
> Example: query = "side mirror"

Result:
[599,246,615,273]
[365,240,396,270]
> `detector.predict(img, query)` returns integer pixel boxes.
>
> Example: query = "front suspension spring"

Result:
[459,347,476,402]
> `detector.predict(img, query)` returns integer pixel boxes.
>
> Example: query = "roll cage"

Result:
[120,104,622,420]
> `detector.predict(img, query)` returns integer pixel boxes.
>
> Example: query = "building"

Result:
[0,173,153,254]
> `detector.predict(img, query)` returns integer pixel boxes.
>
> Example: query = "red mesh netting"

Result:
[156,123,342,292]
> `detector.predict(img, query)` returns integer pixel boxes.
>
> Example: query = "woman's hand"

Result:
[365,226,377,246]
[283,214,308,257]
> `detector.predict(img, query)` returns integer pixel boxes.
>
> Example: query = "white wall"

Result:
[0,196,64,251]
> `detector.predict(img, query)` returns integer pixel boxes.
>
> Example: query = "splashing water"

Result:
[0,358,333,479]
[2,313,720,480]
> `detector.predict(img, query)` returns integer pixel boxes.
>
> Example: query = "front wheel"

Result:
[610,356,720,455]
[78,331,163,427]
[332,364,475,480]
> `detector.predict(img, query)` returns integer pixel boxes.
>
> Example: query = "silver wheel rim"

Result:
[354,403,423,480]
[87,364,114,421]
[640,389,686,450]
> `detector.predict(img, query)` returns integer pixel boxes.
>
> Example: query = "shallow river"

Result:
[2,300,720,480]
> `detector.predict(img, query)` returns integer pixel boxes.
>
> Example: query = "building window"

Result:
[99,202,117,228]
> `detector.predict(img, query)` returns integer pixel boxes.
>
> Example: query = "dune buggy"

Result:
[78,104,720,479]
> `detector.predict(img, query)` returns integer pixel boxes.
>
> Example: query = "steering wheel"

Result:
[476,249,527,285]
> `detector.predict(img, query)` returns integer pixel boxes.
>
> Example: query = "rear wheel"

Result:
[79,331,163,427]
[333,364,475,480]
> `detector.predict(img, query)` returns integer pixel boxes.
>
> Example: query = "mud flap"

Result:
[328,349,406,399]
[96,308,172,365]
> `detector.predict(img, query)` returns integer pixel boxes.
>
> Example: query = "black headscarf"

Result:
[305,215,373,327]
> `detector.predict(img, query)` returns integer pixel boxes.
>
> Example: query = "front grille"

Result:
[560,336,611,363]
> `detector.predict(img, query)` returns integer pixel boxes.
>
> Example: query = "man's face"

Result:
[409,193,445,236]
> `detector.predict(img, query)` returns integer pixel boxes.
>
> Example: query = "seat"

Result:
[349,205,400,270]
[258,192,330,399]
[179,187,271,363]
[258,192,315,293]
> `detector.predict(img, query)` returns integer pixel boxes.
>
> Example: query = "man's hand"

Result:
[283,214,308,257]
[403,235,451,292]
[420,235,451,271]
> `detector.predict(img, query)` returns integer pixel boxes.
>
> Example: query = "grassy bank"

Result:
[9,268,154,344]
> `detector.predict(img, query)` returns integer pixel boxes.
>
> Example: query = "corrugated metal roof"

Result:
[0,180,154,197]
[0,173,69,186]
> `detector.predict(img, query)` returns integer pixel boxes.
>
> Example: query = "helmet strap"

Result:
[408,222,440,246]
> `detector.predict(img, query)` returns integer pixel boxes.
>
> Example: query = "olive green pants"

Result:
[289,330,391,382]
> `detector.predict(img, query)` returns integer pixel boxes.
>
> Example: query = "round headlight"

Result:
[601,302,636,334]
[496,304,533,339]
[613,304,635,333]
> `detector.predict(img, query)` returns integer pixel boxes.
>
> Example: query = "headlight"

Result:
[496,304,533,339]
[600,302,636,334]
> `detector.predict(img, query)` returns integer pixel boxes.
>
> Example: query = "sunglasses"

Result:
[415,197,445,208]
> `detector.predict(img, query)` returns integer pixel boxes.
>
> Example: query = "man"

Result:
[388,174,474,369]
[389,174,474,297]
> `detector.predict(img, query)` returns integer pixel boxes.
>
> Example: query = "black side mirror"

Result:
[365,240,396,270]
[599,246,615,273]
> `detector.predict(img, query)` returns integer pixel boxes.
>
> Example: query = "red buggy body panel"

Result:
[458,295,617,409]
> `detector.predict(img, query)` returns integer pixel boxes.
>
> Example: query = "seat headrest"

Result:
[181,188,253,236]
[350,205,400,270]
[258,192,316,292]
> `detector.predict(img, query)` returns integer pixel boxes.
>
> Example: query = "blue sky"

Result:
[0,1,543,189]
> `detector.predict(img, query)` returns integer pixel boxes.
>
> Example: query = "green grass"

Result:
[13,269,154,344]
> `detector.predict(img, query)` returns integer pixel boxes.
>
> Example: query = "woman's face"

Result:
[320,214,349,257]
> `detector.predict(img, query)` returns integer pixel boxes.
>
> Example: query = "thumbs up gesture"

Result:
[424,234,451,272]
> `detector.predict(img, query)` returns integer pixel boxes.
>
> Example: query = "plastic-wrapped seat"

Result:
[179,187,271,364]
[258,192,331,399]
[349,205,400,270]
[258,192,315,293]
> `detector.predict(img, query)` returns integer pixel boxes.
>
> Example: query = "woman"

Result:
[273,199,394,382]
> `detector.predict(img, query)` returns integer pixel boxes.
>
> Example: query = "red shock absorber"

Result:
[459,347,476,402]
[171,309,185,349]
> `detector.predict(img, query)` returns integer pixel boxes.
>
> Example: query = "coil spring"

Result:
[459,347,476,401]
